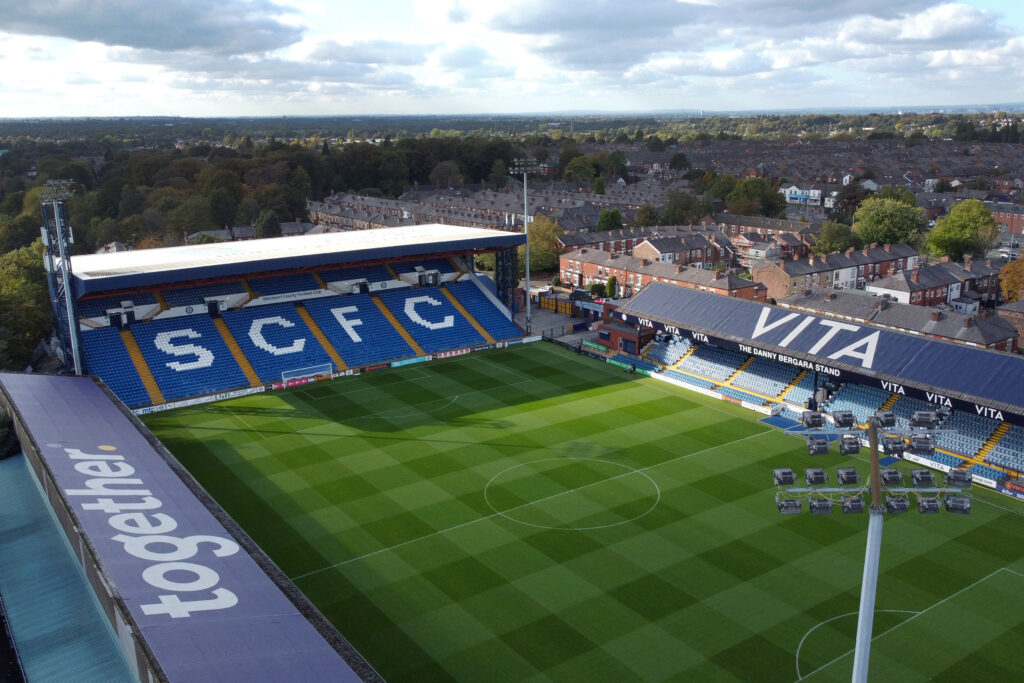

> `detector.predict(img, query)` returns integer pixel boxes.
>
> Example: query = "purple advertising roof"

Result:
[0,372,363,682]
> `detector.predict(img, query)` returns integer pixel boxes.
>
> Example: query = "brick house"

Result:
[752,243,919,301]
[560,248,766,301]
[866,257,1002,311]
[631,233,718,268]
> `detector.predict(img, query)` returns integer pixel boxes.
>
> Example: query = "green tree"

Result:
[0,215,41,254]
[661,191,710,225]
[633,204,659,227]
[669,152,690,170]
[168,196,216,235]
[853,196,927,246]
[593,177,606,195]
[597,208,623,230]
[0,240,50,370]
[429,160,463,187]
[527,215,564,272]
[254,209,281,239]
[605,275,617,298]
[725,177,785,217]
[925,199,998,261]
[813,220,861,255]
[1000,258,1024,303]
[563,155,596,182]
[208,187,237,228]
[488,159,507,188]
[877,186,916,206]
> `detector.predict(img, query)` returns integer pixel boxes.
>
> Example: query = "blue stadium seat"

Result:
[645,337,693,367]
[302,294,415,367]
[676,344,746,382]
[822,384,890,424]
[390,258,456,275]
[731,357,800,398]
[377,287,484,354]
[77,291,158,319]
[161,281,246,308]
[611,353,660,373]
[442,281,521,340]
[319,264,395,283]
[248,273,320,296]
[130,315,248,401]
[80,327,151,407]
[221,303,335,383]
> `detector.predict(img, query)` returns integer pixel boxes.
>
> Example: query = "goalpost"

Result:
[281,363,333,384]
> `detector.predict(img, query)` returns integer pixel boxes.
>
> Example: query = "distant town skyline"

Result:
[2,0,1024,118]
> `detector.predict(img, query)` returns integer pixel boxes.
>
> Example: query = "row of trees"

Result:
[813,197,999,263]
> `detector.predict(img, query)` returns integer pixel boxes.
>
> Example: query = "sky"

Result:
[1,0,1024,117]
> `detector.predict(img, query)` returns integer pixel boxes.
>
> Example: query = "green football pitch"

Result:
[143,343,1024,682]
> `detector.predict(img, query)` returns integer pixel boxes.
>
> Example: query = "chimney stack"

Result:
[930,310,941,321]
[964,255,973,271]
[884,243,892,253]
[875,299,887,310]
[911,270,920,283]
[963,316,973,328]
[941,255,951,263]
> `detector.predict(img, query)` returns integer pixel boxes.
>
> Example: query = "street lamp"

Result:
[510,158,540,334]
[774,415,970,682]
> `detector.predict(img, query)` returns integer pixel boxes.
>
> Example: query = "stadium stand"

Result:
[968,462,1008,482]
[823,384,891,424]
[663,369,717,390]
[376,287,484,353]
[890,395,937,433]
[80,327,152,407]
[302,294,416,367]
[129,315,249,401]
[248,272,321,296]
[391,258,457,275]
[914,451,967,469]
[319,264,394,284]
[77,291,158,319]
[935,410,1000,458]
[676,345,747,382]
[718,386,767,405]
[731,357,800,398]
[644,337,693,367]
[220,303,336,383]
[783,371,824,407]
[442,281,521,340]
[161,281,246,308]
[611,353,660,373]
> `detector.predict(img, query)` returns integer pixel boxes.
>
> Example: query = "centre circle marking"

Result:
[483,457,661,530]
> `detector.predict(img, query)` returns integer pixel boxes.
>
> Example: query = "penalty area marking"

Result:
[483,457,661,531]
[794,610,919,680]
[796,567,1024,681]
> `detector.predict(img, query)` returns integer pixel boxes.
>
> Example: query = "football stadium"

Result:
[2,221,1024,681]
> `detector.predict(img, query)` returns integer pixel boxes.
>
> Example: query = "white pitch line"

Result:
[289,428,773,581]
[796,567,1012,681]
[794,610,919,680]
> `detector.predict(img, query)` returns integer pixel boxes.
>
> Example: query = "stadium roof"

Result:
[615,282,1024,422]
[71,224,524,296]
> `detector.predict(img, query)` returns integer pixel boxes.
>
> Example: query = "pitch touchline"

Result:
[794,610,920,680]
[796,567,1011,680]
[290,428,773,581]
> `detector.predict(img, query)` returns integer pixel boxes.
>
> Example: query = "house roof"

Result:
[779,289,1018,345]
[614,281,1024,420]
[563,248,756,291]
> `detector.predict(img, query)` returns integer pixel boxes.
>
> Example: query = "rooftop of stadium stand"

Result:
[70,224,524,296]
[616,281,1024,420]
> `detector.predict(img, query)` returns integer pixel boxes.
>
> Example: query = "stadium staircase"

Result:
[295,303,348,371]
[385,263,400,280]
[439,288,496,345]
[725,357,754,384]
[879,394,900,412]
[977,422,1010,459]
[313,272,328,289]
[212,318,262,387]
[118,329,165,405]
[241,278,257,301]
[154,290,169,311]
[447,256,466,276]
[778,370,807,401]
[371,295,426,356]
[669,343,698,369]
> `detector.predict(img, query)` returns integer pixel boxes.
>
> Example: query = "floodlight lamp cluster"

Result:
[773,466,972,516]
